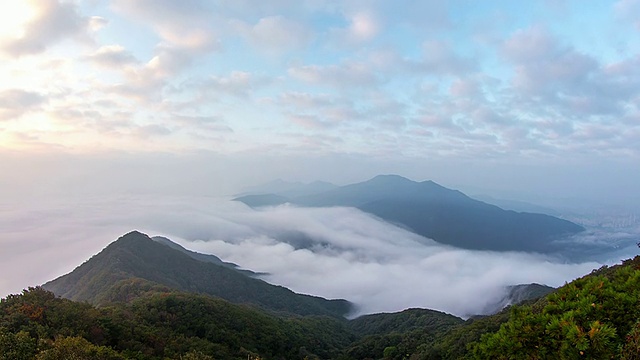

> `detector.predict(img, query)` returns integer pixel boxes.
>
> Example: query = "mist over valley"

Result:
[2,175,637,319]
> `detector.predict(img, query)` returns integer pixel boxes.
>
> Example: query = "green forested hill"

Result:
[4,256,640,359]
[467,257,640,359]
[0,287,468,360]
[344,308,465,360]
[42,231,351,318]
[0,287,355,359]
[348,308,464,337]
[12,232,640,359]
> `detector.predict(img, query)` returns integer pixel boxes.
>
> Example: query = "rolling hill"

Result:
[42,231,352,318]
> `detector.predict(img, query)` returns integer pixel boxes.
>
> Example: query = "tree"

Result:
[0,327,37,360]
[36,336,125,360]
[181,350,215,360]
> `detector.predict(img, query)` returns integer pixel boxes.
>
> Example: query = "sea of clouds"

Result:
[2,194,636,318]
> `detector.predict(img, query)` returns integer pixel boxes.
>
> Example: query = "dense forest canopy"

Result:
[3,256,640,359]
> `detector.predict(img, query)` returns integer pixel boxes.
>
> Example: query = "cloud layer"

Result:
[3,193,632,318]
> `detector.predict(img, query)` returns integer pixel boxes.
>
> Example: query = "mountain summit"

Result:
[43,231,352,318]
[235,175,585,252]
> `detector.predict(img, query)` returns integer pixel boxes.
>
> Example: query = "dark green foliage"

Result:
[6,255,640,359]
[36,336,125,360]
[391,258,640,360]
[503,283,555,305]
[151,236,256,276]
[43,231,352,318]
[468,256,640,359]
[0,287,355,359]
[180,350,215,360]
[416,308,512,360]
[12,233,640,359]
[621,320,640,360]
[383,345,398,359]
[348,308,464,337]
[344,309,464,360]
[0,327,37,360]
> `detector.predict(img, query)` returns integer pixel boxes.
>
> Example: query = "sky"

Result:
[0,0,638,203]
[0,1,640,316]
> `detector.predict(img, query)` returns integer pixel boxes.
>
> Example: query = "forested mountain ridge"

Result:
[150,235,258,276]
[235,175,585,252]
[0,287,357,359]
[4,232,640,359]
[0,287,470,360]
[42,231,351,318]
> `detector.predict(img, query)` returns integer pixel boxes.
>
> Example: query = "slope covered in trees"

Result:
[14,232,640,359]
[468,257,640,359]
[0,287,355,359]
[6,254,640,360]
[341,256,640,360]
[43,231,351,318]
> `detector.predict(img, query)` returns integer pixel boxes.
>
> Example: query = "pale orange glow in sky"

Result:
[0,2,37,39]
[0,0,636,201]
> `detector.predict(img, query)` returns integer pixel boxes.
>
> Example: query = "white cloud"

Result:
[420,40,476,75]
[232,16,313,54]
[111,0,220,52]
[0,0,638,206]
[449,79,481,97]
[288,62,379,88]
[501,26,600,97]
[1,192,626,318]
[0,89,46,120]
[329,10,381,45]
[85,45,138,68]
[348,11,380,41]
[199,71,269,98]
[1,0,92,56]
[502,26,557,64]
[110,0,221,86]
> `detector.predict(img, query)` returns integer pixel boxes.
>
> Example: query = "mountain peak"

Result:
[109,230,158,252]
[43,232,352,317]
[368,174,414,184]
[119,230,149,239]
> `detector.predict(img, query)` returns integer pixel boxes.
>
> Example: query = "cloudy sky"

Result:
[0,0,638,204]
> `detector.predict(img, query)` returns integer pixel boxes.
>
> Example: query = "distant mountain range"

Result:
[471,194,561,216]
[238,179,339,198]
[43,231,351,318]
[234,175,585,252]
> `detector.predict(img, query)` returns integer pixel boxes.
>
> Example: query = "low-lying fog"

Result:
[2,195,638,318]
